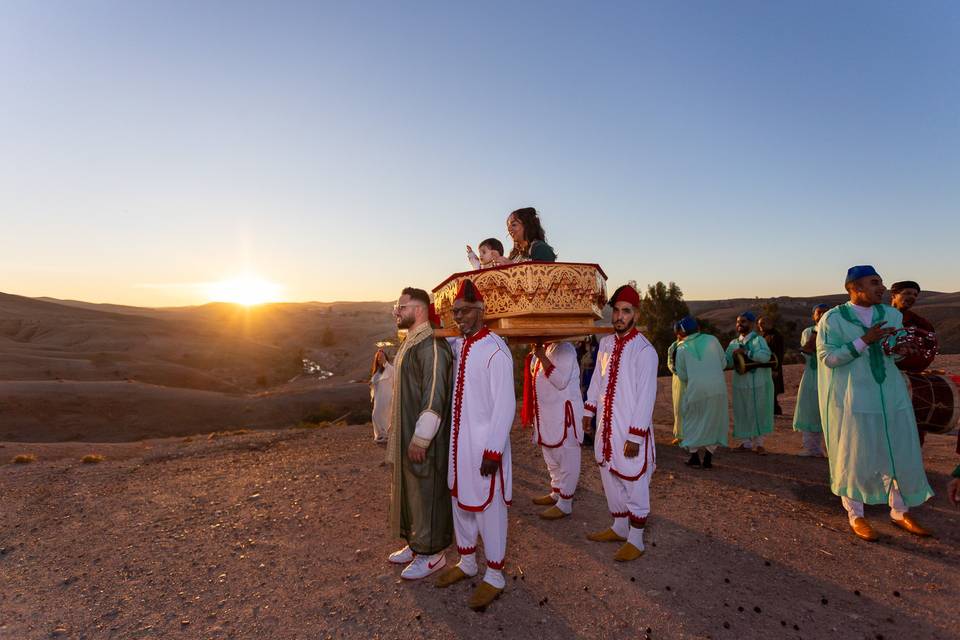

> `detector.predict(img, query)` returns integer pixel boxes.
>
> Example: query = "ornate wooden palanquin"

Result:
[432,262,613,342]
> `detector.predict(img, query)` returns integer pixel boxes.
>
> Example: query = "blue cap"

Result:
[845,265,879,284]
[739,311,756,322]
[812,303,829,314]
[678,315,699,334]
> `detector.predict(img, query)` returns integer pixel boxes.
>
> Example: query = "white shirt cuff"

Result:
[852,338,868,354]
[412,411,441,447]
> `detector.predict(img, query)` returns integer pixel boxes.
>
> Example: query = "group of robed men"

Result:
[385,265,941,611]
[386,281,656,610]
[666,265,937,543]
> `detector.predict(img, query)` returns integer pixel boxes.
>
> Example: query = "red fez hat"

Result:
[609,284,640,307]
[428,303,442,328]
[454,279,484,303]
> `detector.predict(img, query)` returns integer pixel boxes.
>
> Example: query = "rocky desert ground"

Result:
[2,356,958,640]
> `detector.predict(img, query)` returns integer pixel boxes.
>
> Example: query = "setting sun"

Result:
[206,275,284,306]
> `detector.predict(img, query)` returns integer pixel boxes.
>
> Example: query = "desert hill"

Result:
[1,290,956,442]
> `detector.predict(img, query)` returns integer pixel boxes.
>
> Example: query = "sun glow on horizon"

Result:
[205,275,284,306]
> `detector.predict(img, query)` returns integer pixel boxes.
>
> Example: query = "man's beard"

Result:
[614,319,635,334]
[396,315,414,330]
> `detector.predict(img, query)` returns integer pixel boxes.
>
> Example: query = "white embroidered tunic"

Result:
[584,328,659,480]
[531,342,584,447]
[448,328,517,511]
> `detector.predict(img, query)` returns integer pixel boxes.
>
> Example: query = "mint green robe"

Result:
[725,332,774,439]
[816,303,933,506]
[667,340,683,441]
[792,326,822,433]
[675,333,729,449]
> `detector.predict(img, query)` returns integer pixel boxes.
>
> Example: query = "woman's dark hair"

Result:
[508,207,547,259]
[370,350,390,377]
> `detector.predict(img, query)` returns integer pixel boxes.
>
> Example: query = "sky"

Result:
[1,1,958,306]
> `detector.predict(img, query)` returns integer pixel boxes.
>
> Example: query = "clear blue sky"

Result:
[1,1,957,306]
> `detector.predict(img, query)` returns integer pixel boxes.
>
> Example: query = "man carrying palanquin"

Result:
[528,340,584,519]
[817,265,934,542]
[386,287,454,580]
[435,279,516,611]
[582,284,658,562]
[792,304,829,457]
[671,316,728,469]
[725,311,774,454]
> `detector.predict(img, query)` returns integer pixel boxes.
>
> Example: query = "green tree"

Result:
[638,282,690,375]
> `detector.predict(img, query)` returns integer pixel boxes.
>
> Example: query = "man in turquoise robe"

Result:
[671,316,728,469]
[725,311,774,454]
[817,265,933,542]
[792,304,829,456]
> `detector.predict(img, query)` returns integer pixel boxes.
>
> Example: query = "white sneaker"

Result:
[388,545,414,564]
[400,553,446,580]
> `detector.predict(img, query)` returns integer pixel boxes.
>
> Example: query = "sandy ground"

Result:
[2,401,959,638]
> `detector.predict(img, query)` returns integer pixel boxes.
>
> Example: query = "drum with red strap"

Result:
[902,371,960,435]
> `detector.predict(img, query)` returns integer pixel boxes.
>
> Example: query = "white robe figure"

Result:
[532,342,584,513]
[448,327,516,589]
[370,361,394,444]
[584,327,658,548]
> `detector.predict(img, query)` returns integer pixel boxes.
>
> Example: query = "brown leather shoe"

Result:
[586,527,627,543]
[467,581,503,610]
[435,565,471,588]
[613,542,645,562]
[850,517,879,542]
[539,505,569,520]
[891,513,932,537]
[531,493,558,506]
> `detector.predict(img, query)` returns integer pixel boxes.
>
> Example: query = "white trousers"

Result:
[801,431,825,455]
[541,441,581,499]
[599,464,651,530]
[841,482,908,524]
[452,497,508,588]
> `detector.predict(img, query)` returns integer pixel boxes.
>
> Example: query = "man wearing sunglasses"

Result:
[386,288,454,580]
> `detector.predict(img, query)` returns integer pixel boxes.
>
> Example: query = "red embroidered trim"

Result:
[551,486,560,492]
[536,380,575,448]
[629,514,647,527]
[628,426,647,437]
[500,463,511,506]
[450,327,490,498]
[482,449,502,462]
[532,359,543,442]
[543,362,556,378]
[566,401,578,442]
[610,428,651,481]
[457,546,477,555]
[600,329,638,463]
[486,559,505,570]
[584,402,597,414]
[559,491,574,499]
[457,475,497,512]
[611,510,629,518]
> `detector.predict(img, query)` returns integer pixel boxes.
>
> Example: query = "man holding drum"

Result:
[890,280,937,373]
[725,311,775,454]
[816,265,934,542]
